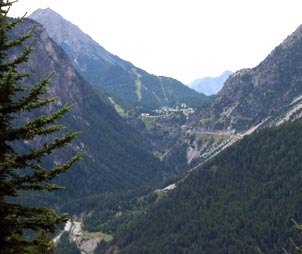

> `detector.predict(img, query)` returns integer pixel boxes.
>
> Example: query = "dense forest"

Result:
[105,119,302,254]
[5,4,302,254]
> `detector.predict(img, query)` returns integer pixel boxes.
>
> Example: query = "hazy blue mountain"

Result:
[29,8,210,115]
[188,70,232,95]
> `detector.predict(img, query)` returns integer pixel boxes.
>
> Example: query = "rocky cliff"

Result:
[12,18,165,200]
[189,25,302,133]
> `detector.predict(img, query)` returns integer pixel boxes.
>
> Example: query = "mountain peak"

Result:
[30,7,62,21]
[11,18,165,196]
[280,24,302,50]
[29,8,122,68]
[30,8,208,112]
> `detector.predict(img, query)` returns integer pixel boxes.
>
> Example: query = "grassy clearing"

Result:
[141,116,158,130]
[132,68,142,102]
[83,231,113,242]
[108,97,128,118]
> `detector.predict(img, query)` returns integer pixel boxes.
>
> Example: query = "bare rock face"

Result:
[11,18,165,199]
[69,221,99,254]
[168,24,302,168]
[29,8,123,71]
[56,220,111,254]
[191,24,302,133]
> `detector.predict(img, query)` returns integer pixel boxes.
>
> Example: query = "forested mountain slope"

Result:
[29,8,209,114]
[161,24,302,171]
[12,18,165,199]
[107,119,302,254]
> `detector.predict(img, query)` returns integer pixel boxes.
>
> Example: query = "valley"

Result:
[3,5,302,254]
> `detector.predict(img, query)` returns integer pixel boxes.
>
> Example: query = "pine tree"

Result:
[27,230,59,254]
[283,219,302,254]
[0,1,83,253]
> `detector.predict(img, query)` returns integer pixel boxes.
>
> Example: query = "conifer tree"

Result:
[283,219,302,254]
[0,1,83,253]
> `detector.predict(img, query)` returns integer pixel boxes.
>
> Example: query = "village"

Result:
[140,103,195,119]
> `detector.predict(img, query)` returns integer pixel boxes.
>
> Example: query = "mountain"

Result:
[188,70,232,95]
[131,22,302,170]
[29,8,209,115]
[167,24,302,168]
[12,18,165,199]
[107,118,302,254]
[191,24,302,133]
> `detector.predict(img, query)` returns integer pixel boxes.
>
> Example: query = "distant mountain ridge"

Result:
[190,24,302,133]
[188,70,232,95]
[93,22,302,254]
[29,8,209,114]
[153,23,302,169]
[13,18,165,199]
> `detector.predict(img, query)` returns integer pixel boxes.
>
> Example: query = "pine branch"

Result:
[0,2,84,252]
[5,204,69,232]
[2,24,35,51]
[0,73,56,115]
[6,12,26,30]
[4,105,73,141]
[13,73,57,112]
[9,152,85,192]
[2,40,35,70]
[2,131,81,172]
[0,0,14,9]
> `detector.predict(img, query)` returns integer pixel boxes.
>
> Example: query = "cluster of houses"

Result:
[141,103,194,118]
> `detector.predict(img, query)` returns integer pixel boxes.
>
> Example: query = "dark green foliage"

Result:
[161,142,189,174]
[109,119,302,254]
[27,230,59,254]
[0,2,82,253]
[94,240,109,254]
[8,17,166,202]
[283,220,302,254]
[91,67,210,114]
[56,232,80,254]
[59,187,158,235]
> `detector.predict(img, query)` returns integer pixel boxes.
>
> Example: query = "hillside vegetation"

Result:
[12,19,166,202]
[29,8,210,115]
[108,119,302,254]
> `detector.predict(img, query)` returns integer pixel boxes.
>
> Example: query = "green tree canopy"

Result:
[0,1,83,253]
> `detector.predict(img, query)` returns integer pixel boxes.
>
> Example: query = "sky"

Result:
[9,0,302,84]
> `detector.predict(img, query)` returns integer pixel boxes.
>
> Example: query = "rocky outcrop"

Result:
[190,24,302,133]
[12,18,164,199]
[56,220,112,254]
